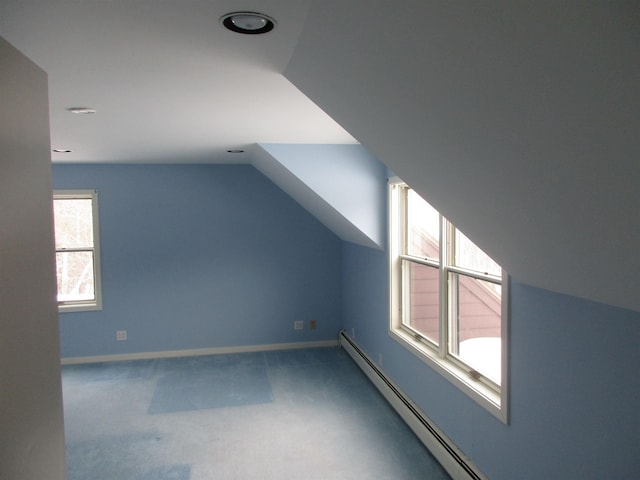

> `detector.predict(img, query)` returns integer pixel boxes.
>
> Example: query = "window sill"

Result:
[389,327,508,423]
[58,303,102,313]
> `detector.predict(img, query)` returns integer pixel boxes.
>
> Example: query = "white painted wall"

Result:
[0,36,66,480]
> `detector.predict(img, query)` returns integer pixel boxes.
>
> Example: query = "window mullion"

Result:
[400,187,409,325]
[437,215,447,359]
[401,185,409,255]
[400,259,410,326]
[446,222,459,358]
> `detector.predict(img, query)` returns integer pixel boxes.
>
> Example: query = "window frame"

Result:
[53,189,103,312]
[388,178,509,423]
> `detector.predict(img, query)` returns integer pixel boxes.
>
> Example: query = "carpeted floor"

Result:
[62,347,451,480]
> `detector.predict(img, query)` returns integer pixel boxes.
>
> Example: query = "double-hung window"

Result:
[53,190,102,312]
[389,179,508,422]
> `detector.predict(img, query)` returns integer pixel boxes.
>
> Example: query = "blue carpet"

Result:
[140,465,191,480]
[148,361,273,414]
[264,346,350,367]
[63,359,156,382]
[66,432,190,480]
[62,347,451,480]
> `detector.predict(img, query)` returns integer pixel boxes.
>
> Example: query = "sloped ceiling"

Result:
[254,144,387,249]
[285,1,640,312]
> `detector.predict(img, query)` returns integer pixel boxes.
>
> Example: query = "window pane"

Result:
[56,251,95,302]
[53,198,94,249]
[404,260,439,346]
[454,230,501,277]
[407,189,439,259]
[450,273,501,384]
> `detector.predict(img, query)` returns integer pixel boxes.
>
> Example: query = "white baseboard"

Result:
[61,339,339,365]
[339,330,487,480]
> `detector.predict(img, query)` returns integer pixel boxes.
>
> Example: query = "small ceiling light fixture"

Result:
[220,12,275,34]
[227,149,245,153]
[67,107,96,114]
[52,148,72,153]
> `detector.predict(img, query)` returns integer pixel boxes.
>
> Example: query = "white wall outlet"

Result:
[116,330,127,341]
[293,321,303,330]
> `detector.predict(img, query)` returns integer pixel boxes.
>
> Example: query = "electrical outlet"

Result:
[309,320,316,330]
[293,321,303,330]
[116,330,127,341]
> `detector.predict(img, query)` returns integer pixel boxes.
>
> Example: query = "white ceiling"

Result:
[0,0,355,164]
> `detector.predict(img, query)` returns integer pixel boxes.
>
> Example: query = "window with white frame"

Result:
[389,179,508,422]
[53,190,102,312]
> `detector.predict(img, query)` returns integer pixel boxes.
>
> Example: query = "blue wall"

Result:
[342,241,640,479]
[53,164,343,358]
[53,162,640,478]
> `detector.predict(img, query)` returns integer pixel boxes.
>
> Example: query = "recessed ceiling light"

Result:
[220,12,275,34]
[67,107,96,114]
[53,148,72,153]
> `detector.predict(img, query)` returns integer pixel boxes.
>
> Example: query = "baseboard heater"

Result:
[338,330,487,480]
